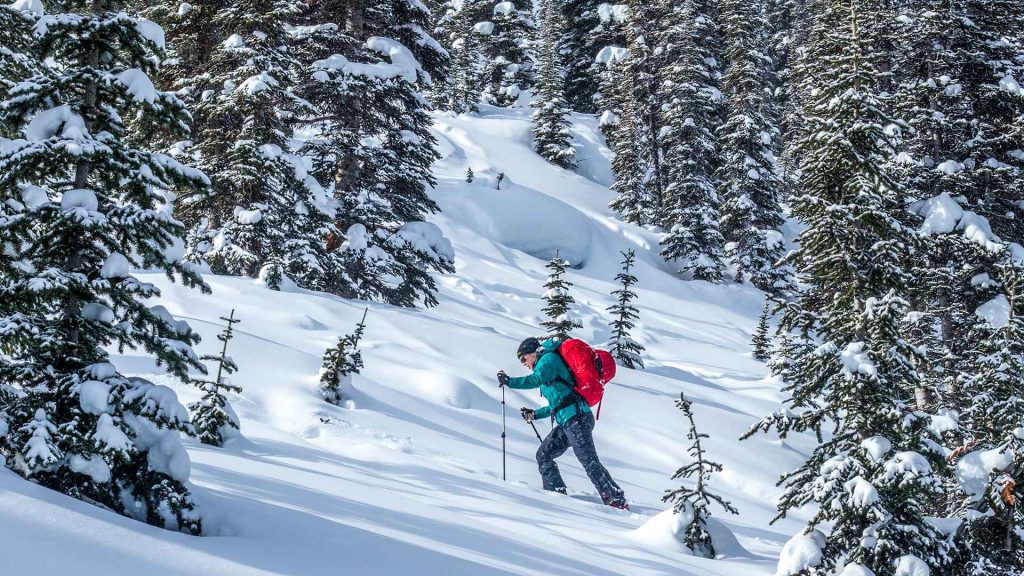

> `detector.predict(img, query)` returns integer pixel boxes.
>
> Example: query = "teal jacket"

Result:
[506,339,590,426]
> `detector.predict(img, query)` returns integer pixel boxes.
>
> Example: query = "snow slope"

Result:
[0,106,811,575]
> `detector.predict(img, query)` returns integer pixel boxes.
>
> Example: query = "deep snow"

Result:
[0,106,812,575]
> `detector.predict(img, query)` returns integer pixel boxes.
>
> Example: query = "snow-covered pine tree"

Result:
[291,0,454,307]
[190,310,242,447]
[716,0,788,292]
[479,0,535,107]
[0,0,208,532]
[436,0,486,113]
[663,392,738,558]
[541,254,582,340]
[559,0,628,113]
[165,0,341,293]
[751,302,771,361]
[765,0,809,201]
[741,0,953,571]
[0,3,35,117]
[320,308,368,405]
[608,0,660,225]
[658,0,725,282]
[531,0,576,168]
[888,0,992,419]
[949,262,1024,575]
[607,250,645,369]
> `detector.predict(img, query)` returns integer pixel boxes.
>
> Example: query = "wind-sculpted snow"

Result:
[1,106,807,575]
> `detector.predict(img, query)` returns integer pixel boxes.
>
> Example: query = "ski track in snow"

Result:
[0,106,812,575]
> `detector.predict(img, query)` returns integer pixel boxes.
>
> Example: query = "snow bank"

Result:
[631,507,696,554]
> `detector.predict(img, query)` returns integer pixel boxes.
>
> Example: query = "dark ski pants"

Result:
[536,412,626,504]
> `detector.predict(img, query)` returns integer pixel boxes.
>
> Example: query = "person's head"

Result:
[516,337,542,370]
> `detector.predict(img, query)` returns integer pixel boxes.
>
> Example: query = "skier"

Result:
[498,337,629,509]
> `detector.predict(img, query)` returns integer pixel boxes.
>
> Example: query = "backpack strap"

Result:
[551,389,586,423]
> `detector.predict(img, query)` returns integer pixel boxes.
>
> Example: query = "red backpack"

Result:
[557,339,617,419]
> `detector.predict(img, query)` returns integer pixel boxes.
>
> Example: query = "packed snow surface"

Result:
[0,106,809,575]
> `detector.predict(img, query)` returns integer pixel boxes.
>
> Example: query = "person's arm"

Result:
[506,368,543,390]
[534,403,552,420]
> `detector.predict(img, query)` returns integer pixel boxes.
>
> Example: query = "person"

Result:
[498,337,628,509]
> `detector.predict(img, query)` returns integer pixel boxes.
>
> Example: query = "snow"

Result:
[473,21,494,35]
[223,34,244,48]
[936,159,963,174]
[234,207,263,224]
[117,69,159,104]
[595,46,629,65]
[912,192,1004,252]
[844,476,879,507]
[999,75,1022,96]
[238,72,278,95]
[839,341,876,380]
[135,19,166,49]
[597,3,629,23]
[9,0,43,15]
[1,106,800,575]
[895,555,930,576]
[839,564,876,576]
[177,2,191,15]
[776,530,825,575]
[25,104,89,141]
[19,184,49,209]
[976,294,1010,329]
[493,1,514,15]
[631,506,695,554]
[365,36,423,84]
[101,252,131,279]
[861,436,891,463]
[68,454,112,484]
[82,303,115,324]
[956,445,1014,500]
[93,413,132,453]
[79,380,113,415]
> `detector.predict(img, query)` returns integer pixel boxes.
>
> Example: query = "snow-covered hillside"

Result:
[0,107,809,575]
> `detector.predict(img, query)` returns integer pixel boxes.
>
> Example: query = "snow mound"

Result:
[777,529,826,575]
[632,507,696,554]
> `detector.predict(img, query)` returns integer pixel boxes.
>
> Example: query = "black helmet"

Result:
[516,337,542,360]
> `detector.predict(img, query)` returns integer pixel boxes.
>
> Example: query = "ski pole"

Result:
[529,420,542,442]
[501,383,507,481]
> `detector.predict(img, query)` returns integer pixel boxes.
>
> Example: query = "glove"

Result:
[520,407,535,423]
[497,371,509,388]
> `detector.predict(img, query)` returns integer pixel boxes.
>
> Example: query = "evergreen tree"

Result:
[541,254,582,340]
[169,0,341,292]
[560,0,628,113]
[435,0,486,113]
[658,0,725,282]
[741,0,953,572]
[479,0,535,107]
[716,0,788,292]
[607,250,645,369]
[608,0,661,225]
[949,262,1024,575]
[751,302,772,361]
[320,308,367,405]
[663,392,738,558]
[531,0,575,168]
[0,0,207,532]
[291,0,455,306]
[190,310,242,447]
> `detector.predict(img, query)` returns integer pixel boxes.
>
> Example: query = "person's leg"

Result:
[563,413,627,505]
[536,424,571,493]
